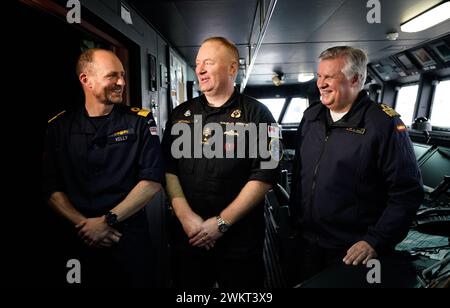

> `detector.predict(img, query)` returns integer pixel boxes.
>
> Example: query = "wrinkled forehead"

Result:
[318,57,346,74]
[91,51,124,73]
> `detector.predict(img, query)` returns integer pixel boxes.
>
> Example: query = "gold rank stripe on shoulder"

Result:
[346,127,366,135]
[129,106,151,117]
[380,103,399,118]
[48,110,66,124]
[137,109,150,117]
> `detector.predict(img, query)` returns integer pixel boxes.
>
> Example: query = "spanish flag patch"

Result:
[396,124,407,132]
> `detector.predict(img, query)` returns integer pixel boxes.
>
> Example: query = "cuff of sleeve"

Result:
[164,164,178,176]
[249,171,278,186]
[42,182,63,200]
[362,231,392,254]
[139,168,164,185]
[362,234,380,252]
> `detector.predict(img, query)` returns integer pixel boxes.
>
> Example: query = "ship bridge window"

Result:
[430,80,450,128]
[395,84,419,126]
[281,97,309,125]
[259,98,285,122]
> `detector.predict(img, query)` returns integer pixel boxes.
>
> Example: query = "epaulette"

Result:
[48,110,66,124]
[129,106,151,118]
[379,103,399,118]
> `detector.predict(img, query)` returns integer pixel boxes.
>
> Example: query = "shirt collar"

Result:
[306,91,370,128]
[200,87,239,113]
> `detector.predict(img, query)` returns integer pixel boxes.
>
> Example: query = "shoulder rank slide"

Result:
[379,103,399,118]
[48,110,66,124]
[129,106,151,117]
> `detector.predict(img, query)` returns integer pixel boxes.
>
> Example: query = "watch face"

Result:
[219,223,229,233]
[106,212,118,226]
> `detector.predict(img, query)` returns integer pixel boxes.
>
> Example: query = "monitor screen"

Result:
[382,64,394,74]
[411,48,436,67]
[397,54,416,70]
[420,147,450,189]
[373,64,385,74]
[431,41,450,62]
[413,143,432,161]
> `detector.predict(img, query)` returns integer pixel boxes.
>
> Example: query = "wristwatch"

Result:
[105,211,119,227]
[216,216,230,233]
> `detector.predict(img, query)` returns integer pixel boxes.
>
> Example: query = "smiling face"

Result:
[81,50,126,105]
[316,56,359,112]
[195,40,237,99]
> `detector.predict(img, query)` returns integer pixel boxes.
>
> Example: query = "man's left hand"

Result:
[343,241,377,266]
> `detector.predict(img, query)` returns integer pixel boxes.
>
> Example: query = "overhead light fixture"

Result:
[120,2,133,25]
[386,32,399,41]
[272,72,284,86]
[400,1,450,33]
[298,73,315,83]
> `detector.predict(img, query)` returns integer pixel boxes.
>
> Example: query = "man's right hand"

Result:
[76,217,122,248]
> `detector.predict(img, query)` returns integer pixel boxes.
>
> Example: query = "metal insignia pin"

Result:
[184,110,191,117]
[231,109,241,118]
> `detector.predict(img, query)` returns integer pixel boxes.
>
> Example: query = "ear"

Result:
[229,61,238,77]
[79,73,91,88]
[351,74,360,87]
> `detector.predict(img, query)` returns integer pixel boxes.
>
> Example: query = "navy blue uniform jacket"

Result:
[290,91,423,253]
[43,104,164,216]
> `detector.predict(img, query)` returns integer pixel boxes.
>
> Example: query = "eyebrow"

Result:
[105,71,125,76]
[196,58,214,63]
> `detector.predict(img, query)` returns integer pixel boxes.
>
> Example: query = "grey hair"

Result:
[319,46,368,90]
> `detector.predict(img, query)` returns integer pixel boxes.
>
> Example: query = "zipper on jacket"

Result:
[309,131,330,226]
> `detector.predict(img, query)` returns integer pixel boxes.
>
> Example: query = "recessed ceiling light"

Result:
[298,73,314,83]
[401,1,450,33]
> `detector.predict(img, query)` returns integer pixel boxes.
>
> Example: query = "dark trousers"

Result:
[172,246,265,289]
[50,211,155,287]
[297,238,346,283]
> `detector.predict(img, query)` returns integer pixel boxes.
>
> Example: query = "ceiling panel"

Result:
[263,0,345,43]
[128,0,258,46]
[128,0,450,87]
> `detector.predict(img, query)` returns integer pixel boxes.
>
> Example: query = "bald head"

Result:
[77,48,126,106]
[201,37,239,64]
[76,48,119,76]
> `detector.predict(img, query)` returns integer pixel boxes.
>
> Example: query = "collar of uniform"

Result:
[69,106,96,134]
[200,87,239,114]
[303,101,323,121]
[305,91,370,128]
[330,91,370,128]
[72,104,128,135]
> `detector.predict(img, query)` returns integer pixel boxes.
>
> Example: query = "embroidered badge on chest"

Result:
[230,109,241,118]
[111,129,130,142]
[346,127,366,135]
[202,127,212,144]
[108,128,136,143]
